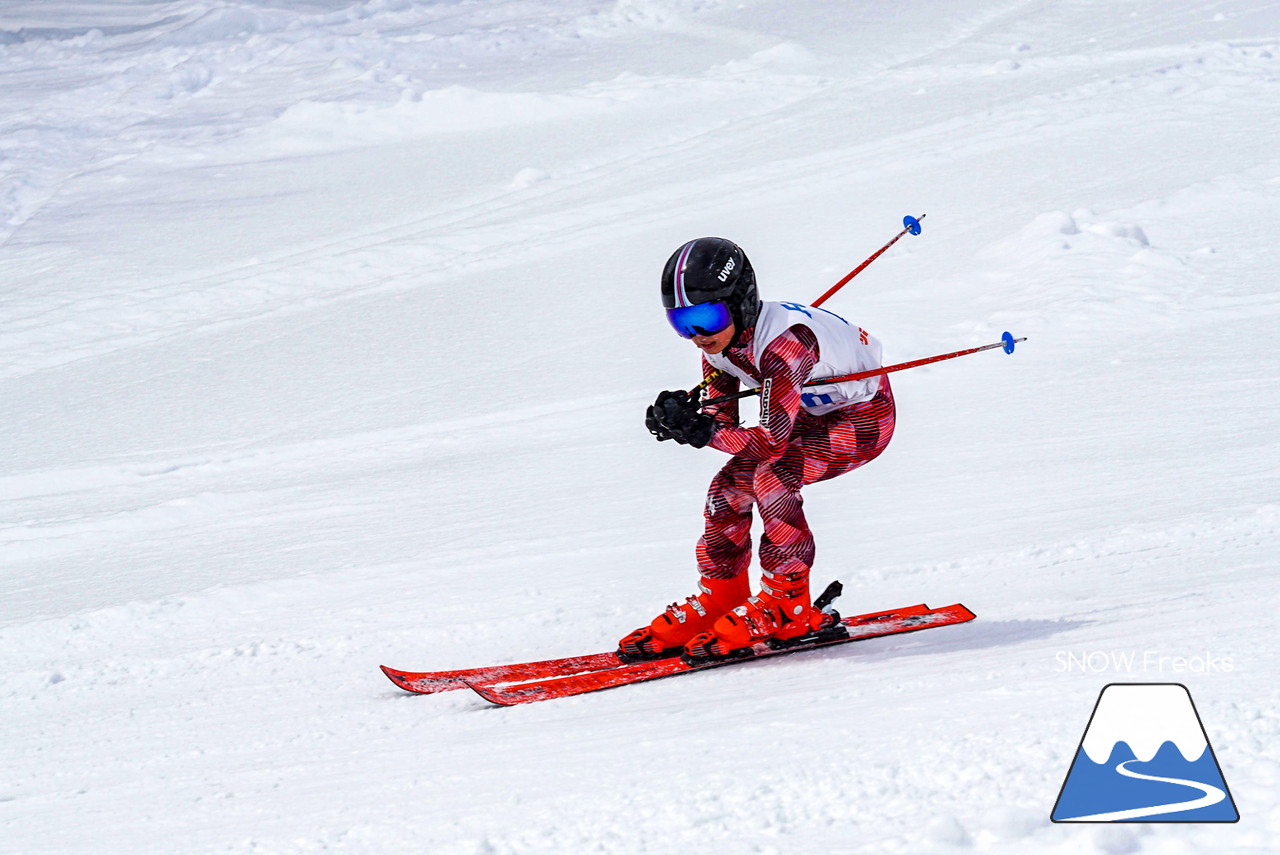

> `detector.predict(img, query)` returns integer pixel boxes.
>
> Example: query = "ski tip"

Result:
[903,214,923,236]
[380,665,456,695]
[464,680,518,707]
[380,665,416,691]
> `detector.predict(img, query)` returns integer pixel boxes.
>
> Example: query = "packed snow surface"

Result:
[3,1,1279,853]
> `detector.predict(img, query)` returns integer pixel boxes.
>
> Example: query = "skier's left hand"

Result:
[647,390,715,448]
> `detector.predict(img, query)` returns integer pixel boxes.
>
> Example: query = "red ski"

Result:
[465,603,975,705]
[380,581,858,693]
[380,651,622,695]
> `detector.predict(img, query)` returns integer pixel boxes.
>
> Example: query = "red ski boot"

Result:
[618,573,750,662]
[681,572,841,664]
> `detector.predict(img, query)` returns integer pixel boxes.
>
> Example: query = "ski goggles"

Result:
[665,301,732,339]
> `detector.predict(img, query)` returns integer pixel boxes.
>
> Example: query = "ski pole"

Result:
[700,332,1026,409]
[691,214,925,397]
[811,214,924,308]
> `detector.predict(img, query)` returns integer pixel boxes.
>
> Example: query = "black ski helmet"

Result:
[661,237,760,333]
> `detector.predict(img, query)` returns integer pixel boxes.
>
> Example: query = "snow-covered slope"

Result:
[2,2,1278,853]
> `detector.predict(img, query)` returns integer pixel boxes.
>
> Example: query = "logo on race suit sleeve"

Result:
[1051,683,1239,823]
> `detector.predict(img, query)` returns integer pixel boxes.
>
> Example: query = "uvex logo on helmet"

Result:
[718,257,736,282]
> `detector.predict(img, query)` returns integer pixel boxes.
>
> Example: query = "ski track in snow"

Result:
[3,1,1280,853]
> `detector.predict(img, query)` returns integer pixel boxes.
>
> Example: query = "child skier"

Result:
[618,237,897,664]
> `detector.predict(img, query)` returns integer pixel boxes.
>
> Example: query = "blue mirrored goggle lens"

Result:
[666,302,732,339]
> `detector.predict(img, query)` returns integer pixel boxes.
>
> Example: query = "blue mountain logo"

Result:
[1052,683,1238,822]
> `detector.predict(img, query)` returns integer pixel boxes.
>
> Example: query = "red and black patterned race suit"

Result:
[697,324,895,582]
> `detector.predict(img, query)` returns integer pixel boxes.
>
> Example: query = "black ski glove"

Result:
[646,390,715,449]
[645,402,679,442]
